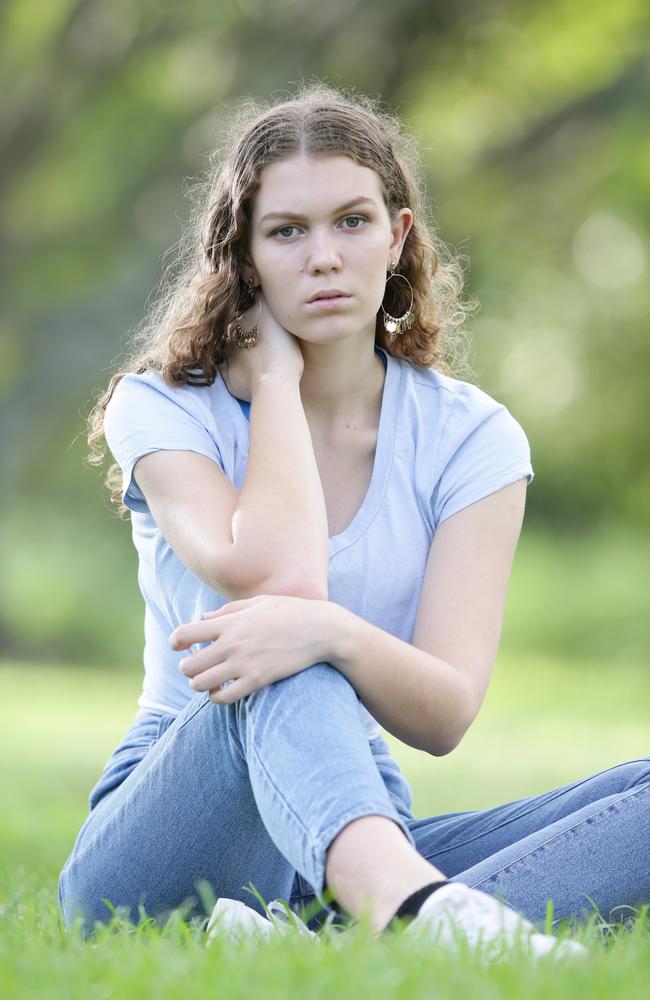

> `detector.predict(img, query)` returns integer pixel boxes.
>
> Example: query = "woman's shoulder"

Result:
[405,362,509,427]
[401,360,531,471]
[107,367,225,423]
[399,364,534,526]
[111,367,208,399]
[103,368,236,466]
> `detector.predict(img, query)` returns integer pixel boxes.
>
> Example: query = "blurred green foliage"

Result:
[1,0,649,664]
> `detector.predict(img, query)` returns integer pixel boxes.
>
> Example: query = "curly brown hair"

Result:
[87,81,477,516]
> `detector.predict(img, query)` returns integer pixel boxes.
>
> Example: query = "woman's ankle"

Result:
[367,874,449,934]
[324,815,447,932]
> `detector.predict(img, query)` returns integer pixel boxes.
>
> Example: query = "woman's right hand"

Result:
[219,289,304,402]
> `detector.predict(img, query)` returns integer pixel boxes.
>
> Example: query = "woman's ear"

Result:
[389,208,414,264]
[239,257,257,287]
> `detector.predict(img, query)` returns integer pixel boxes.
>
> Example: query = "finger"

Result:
[179,644,226,678]
[208,679,252,705]
[185,661,236,691]
[188,660,246,691]
[169,618,226,651]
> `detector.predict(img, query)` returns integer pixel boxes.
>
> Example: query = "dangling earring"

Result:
[232,276,261,349]
[381,261,416,336]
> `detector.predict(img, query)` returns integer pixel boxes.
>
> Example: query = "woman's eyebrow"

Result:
[259,196,377,224]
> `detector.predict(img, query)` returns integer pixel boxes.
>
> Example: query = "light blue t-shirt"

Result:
[104,346,534,738]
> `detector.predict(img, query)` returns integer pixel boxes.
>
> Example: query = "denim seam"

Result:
[428,761,650,857]
[170,694,212,736]
[177,697,249,769]
[243,682,392,877]
[245,720,321,855]
[245,710,413,896]
[155,713,176,741]
[467,782,649,891]
[61,696,214,872]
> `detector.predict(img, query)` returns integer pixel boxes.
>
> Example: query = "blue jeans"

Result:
[58,662,650,938]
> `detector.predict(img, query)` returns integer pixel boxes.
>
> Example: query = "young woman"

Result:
[58,84,647,957]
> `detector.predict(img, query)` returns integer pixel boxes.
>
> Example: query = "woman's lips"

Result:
[305,295,351,310]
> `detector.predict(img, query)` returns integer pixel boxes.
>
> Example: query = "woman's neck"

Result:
[299,338,385,438]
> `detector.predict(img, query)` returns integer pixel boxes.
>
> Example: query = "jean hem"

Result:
[309,803,417,912]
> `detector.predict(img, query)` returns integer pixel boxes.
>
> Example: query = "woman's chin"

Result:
[289,316,378,346]
[293,329,370,348]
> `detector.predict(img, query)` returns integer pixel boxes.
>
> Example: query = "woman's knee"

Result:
[240,661,359,735]
[58,860,168,940]
[58,865,113,939]
[616,757,650,789]
[245,660,354,707]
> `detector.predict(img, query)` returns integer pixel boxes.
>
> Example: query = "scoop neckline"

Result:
[222,346,402,557]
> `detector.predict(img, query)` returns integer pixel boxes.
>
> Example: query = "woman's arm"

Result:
[133,374,329,601]
[325,478,529,756]
[234,370,330,598]
[172,479,528,756]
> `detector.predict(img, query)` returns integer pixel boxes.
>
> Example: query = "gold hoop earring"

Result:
[381,262,416,336]
[232,277,261,349]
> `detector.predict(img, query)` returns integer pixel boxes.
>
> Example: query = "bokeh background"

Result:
[1,0,649,900]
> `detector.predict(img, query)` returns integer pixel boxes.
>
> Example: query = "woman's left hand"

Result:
[168,595,333,704]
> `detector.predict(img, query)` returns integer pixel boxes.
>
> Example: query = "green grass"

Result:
[1,654,649,997]
[1,892,648,1000]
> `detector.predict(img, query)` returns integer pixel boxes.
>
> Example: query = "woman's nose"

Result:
[306,230,341,272]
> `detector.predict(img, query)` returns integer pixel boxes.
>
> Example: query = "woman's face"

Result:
[246,153,412,345]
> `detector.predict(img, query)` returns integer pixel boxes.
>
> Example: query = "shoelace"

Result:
[265,899,317,938]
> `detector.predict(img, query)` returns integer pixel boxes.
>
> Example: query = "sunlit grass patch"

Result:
[1,628,649,997]
[1,882,649,1000]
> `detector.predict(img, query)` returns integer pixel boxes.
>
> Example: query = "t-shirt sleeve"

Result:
[103,373,224,513]
[431,388,534,530]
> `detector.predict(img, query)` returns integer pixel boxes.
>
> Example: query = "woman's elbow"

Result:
[223,568,327,602]
[206,546,327,601]
[428,730,465,757]
[427,685,478,757]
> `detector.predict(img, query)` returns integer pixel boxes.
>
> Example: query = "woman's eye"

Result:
[272,215,367,239]
[340,215,366,229]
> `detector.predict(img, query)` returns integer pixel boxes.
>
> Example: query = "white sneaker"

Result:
[402,883,587,962]
[206,897,319,947]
